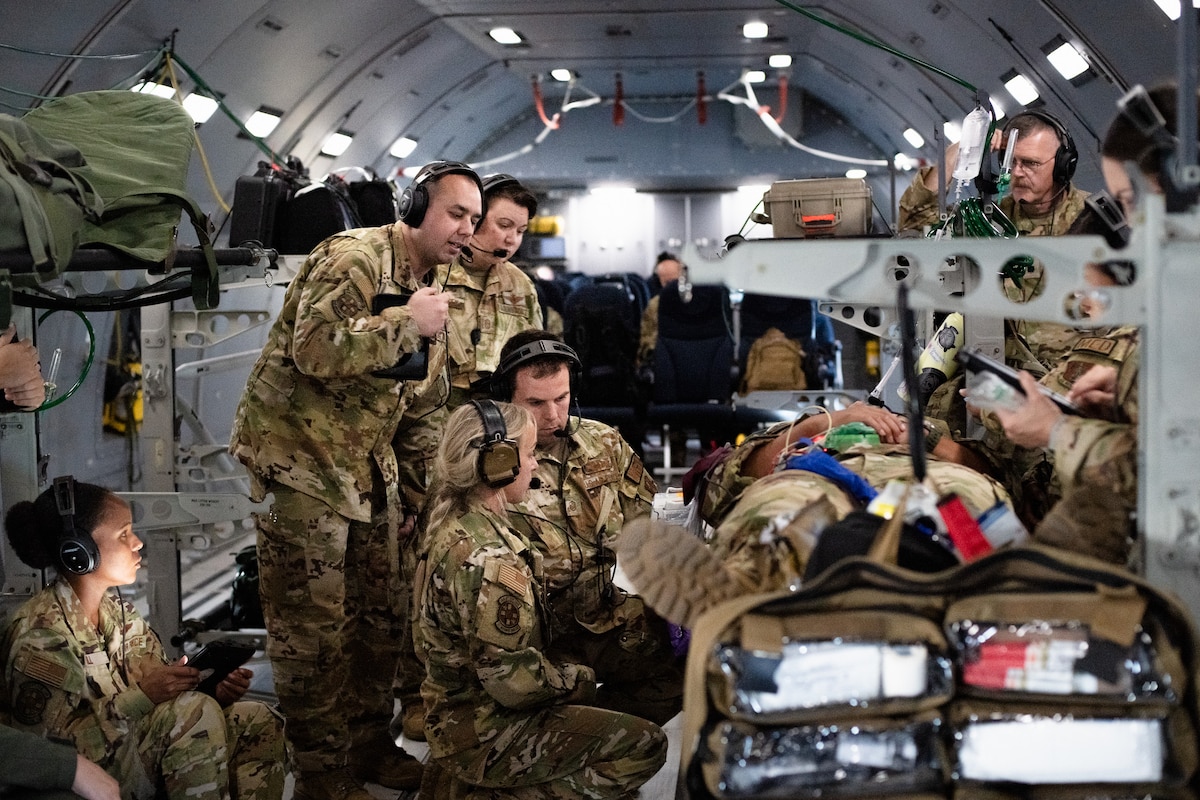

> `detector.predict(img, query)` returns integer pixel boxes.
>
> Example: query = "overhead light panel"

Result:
[903,128,925,148]
[845,168,867,179]
[131,81,175,99]
[990,97,1006,120]
[182,93,219,124]
[893,153,917,171]
[1044,38,1090,80]
[743,21,768,39]
[244,107,282,138]
[769,54,792,69]
[320,130,354,157]
[389,136,418,159]
[489,27,523,45]
[1153,0,1199,19]
[551,68,573,82]
[743,70,766,84]
[943,120,962,144]
[1003,72,1040,106]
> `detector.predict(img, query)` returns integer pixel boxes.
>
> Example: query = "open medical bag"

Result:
[681,527,1200,799]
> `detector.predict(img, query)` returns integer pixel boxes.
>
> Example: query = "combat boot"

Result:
[348,737,424,790]
[293,767,374,800]
[616,517,743,630]
[387,702,426,742]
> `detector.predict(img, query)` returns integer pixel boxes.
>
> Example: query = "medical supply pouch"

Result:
[700,712,946,799]
[23,91,220,307]
[709,607,953,725]
[0,113,102,281]
[680,543,1200,799]
[950,700,1190,789]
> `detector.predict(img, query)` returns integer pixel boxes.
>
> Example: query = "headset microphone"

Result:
[461,244,509,263]
[529,477,542,490]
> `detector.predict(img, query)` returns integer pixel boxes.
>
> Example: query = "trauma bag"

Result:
[681,525,1200,799]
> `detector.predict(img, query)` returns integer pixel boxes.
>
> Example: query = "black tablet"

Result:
[956,349,1079,415]
[189,640,257,696]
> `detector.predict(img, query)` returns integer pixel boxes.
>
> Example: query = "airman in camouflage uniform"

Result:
[230,163,484,797]
[983,325,1139,563]
[899,111,1091,399]
[496,330,683,726]
[392,183,543,738]
[1,581,284,800]
[417,508,667,799]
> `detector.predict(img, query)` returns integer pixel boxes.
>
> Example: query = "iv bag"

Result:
[952,106,991,183]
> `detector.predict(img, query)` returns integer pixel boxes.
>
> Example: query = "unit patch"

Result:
[494,595,522,635]
[13,681,52,726]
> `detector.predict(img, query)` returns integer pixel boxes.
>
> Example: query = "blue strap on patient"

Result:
[784,442,879,506]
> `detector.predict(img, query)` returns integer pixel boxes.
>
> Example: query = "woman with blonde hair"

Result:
[415,400,666,798]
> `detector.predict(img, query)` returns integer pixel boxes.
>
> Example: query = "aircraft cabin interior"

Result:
[1,1,1199,798]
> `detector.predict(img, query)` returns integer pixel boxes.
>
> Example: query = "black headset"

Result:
[1004,109,1078,187]
[470,400,522,488]
[397,160,483,228]
[491,338,582,402]
[481,173,520,196]
[53,475,99,575]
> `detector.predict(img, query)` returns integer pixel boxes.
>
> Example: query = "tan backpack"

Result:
[740,327,806,393]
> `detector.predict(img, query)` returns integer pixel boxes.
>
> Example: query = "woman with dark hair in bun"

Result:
[1,480,284,800]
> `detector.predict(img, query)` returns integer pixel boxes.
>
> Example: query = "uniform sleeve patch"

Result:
[330,284,368,319]
[23,653,69,689]
[624,456,644,484]
[13,681,52,726]
[495,563,531,597]
[494,595,523,636]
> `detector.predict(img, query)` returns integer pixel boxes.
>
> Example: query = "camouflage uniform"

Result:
[636,294,659,371]
[706,444,1012,594]
[981,325,1139,562]
[508,419,683,726]
[417,508,667,799]
[392,257,541,725]
[229,223,443,773]
[0,581,285,800]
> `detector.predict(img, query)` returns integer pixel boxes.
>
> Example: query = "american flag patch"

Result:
[496,563,529,596]
[24,654,69,688]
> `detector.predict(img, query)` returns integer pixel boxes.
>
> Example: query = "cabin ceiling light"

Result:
[551,68,573,82]
[244,107,283,138]
[1153,0,1200,20]
[768,54,792,69]
[389,136,418,159]
[320,130,354,157]
[845,168,867,179]
[943,120,962,144]
[903,127,925,148]
[182,93,219,124]
[990,97,1007,120]
[1003,71,1040,106]
[131,81,175,99]
[743,69,766,84]
[1044,37,1090,80]
[743,21,768,39]
[489,27,524,45]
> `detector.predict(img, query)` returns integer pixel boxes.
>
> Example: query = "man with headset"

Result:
[230,161,483,800]
[899,109,1091,372]
[489,329,684,727]
[390,173,544,741]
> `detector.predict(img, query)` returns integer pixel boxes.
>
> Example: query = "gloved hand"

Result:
[561,669,597,705]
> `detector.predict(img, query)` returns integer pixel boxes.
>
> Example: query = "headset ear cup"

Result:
[478,440,521,488]
[58,533,99,575]
[398,183,428,227]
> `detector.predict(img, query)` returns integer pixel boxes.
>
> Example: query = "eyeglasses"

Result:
[1011,156,1050,172]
